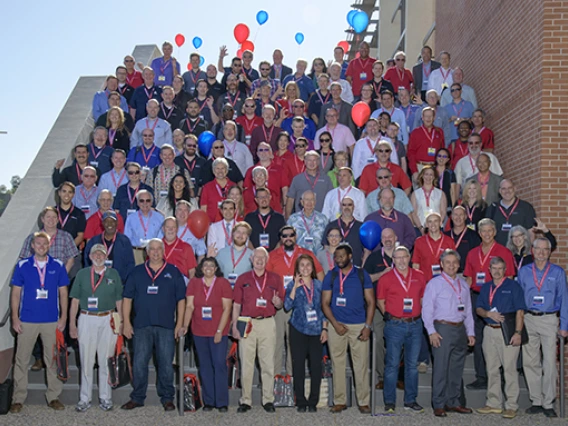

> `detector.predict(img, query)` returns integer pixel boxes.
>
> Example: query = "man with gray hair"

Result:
[286,190,329,251]
[130,98,173,148]
[124,190,164,264]
[328,61,354,103]
[88,126,115,174]
[222,120,253,175]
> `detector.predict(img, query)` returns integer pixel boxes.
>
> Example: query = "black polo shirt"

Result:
[363,248,393,285]
[207,80,224,102]
[117,84,135,104]
[178,117,208,138]
[244,209,286,252]
[444,227,481,272]
[54,205,86,241]
[174,155,207,192]
[485,198,536,246]
[158,104,184,129]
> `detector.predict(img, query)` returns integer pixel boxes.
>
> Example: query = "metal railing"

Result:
[560,336,565,418]
[177,336,185,416]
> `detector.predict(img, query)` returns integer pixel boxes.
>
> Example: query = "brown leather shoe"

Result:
[358,405,371,414]
[163,401,175,411]
[31,359,44,371]
[434,408,447,417]
[445,405,473,414]
[375,380,384,389]
[330,404,347,413]
[47,399,64,410]
[120,400,144,410]
[9,403,23,413]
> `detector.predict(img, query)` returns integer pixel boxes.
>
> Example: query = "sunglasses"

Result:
[328,234,341,238]
[139,199,152,203]
[124,59,134,63]
[377,176,390,180]
[186,144,197,148]
[296,145,307,149]
[282,233,296,238]
[260,68,270,71]
[437,154,449,159]
[376,149,391,153]
[395,58,406,62]
[293,105,304,108]
[341,204,354,207]
[244,104,255,108]
[320,138,331,143]
[83,175,96,178]
[127,170,140,175]
[213,146,224,149]
[142,134,153,137]
[258,148,270,152]
[451,88,461,92]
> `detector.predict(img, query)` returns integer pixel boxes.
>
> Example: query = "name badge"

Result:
[140,239,150,247]
[159,190,168,198]
[81,205,91,213]
[256,297,267,308]
[142,166,151,174]
[441,83,449,89]
[233,112,238,120]
[36,289,48,300]
[360,72,367,80]
[457,304,465,312]
[467,224,476,231]
[190,177,196,186]
[158,75,166,81]
[90,161,99,167]
[284,275,294,289]
[502,223,512,232]
[431,264,441,277]
[202,307,213,320]
[476,272,486,285]
[533,296,544,306]
[306,310,317,323]
[336,297,347,307]
[104,259,113,268]
[259,233,270,248]
[403,298,413,313]
[366,157,377,164]
[228,273,238,288]
[127,209,137,216]
[217,201,223,208]
[199,114,205,120]
[427,147,436,156]
[245,135,252,146]
[147,285,159,294]
[304,237,314,247]
[490,307,498,313]
[87,297,98,310]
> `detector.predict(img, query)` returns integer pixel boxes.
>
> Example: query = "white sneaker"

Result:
[75,401,91,412]
[99,399,113,411]
[417,362,428,374]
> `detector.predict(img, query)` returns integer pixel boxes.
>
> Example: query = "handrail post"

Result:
[178,336,184,417]
[560,336,565,418]
[371,331,376,416]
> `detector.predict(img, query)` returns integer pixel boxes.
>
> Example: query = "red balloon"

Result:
[241,40,255,52]
[175,33,185,48]
[186,63,191,71]
[351,102,371,128]
[236,48,244,59]
[187,210,210,239]
[234,23,250,44]
[337,40,349,53]
[355,52,361,58]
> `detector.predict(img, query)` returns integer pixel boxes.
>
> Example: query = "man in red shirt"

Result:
[463,218,515,391]
[411,213,456,281]
[267,225,324,376]
[235,97,264,146]
[378,246,427,413]
[232,247,284,413]
[383,51,414,95]
[83,190,125,240]
[450,121,473,169]
[471,109,495,152]
[124,55,143,88]
[407,107,445,180]
[359,141,412,195]
[162,217,196,280]
[345,41,375,97]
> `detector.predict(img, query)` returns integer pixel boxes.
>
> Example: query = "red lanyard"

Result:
[103,233,117,256]
[337,186,353,205]
[451,229,466,249]
[254,272,268,295]
[35,260,47,288]
[145,118,158,131]
[231,246,247,270]
[227,92,240,108]
[302,280,314,306]
[164,238,181,261]
[423,187,433,207]
[478,242,495,269]
[90,144,103,160]
[393,268,412,295]
[421,126,435,145]
[488,278,505,306]
[338,218,355,239]
[257,213,271,231]
[202,277,216,303]
[160,102,174,120]
[111,169,127,189]
[283,247,298,270]
[365,138,375,155]
[316,90,330,105]
[224,141,237,158]
[426,234,444,258]
[57,205,74,228]
[304,171,320,191]
[466,205,476,222]
[262,125,274,142]
[80,187,97,203]
[145,261,167,284]
[422,62,431,78]
[516,256,524,271]
[127,185,140,206]
[142,145,157,165]
[339,267,353,295]
[373,80,383,96]
[186,118,201,133]
[532,263,552,293]
[160,59,171,75]
[215,181,228,198]
[440,68,451,82]
[379,209,398,222]
[144,87,155,99]
[76,163,83,183]
[301,211,316,234]
[222,219,235,245]
[441,272,462,303]
[160,165,175,186]
[498,198,520,223]
[326,251,334,270]
[90,267,105,295]
[382,248,392,267]
[293,155,306,174]
[396,67,406,83]
[321,151,332,169]
[243,117,257,135]
[138,211,152,237]
[452,101,464,117]
[183,157,196,174]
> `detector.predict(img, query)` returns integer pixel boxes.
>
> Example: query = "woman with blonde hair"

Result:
[410,166,447,232]
[105,106,130,152]
[459,179,487,231]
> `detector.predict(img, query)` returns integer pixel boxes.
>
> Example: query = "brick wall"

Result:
[436,0,568,413]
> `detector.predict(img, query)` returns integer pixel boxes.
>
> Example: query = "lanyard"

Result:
[127,185,140,207]
[452,100,464,117]
[441,272,462,303]
[160,59,171,75]
[111,169,127,189]
[488,278,505,306]
[164,238,181,261]
[262,125,274,143]
[373,80,383,96]
[222,219,235,245]
[478,242,495,269]
[337,186,353,205]
[365,138,375,156]
[338,267,353,295]
[144,86,155,99]
[103,233,117,257]
[326,251,334,270]
[426,234,444,257]
[141,145,157,165]
[338,218,355,239]
[422,62,431,78]
[75,163,83,183]
[183,157,196,174]
[35,260,47,288]
[498,198,520,223]
[231,246,247,271]
[302,280,314,306]
[304,171,320,191]
[301,211,316,234]
[421,125,435,146]
[254,272,268,295]
[379,209,398,222]
[382,248,393,268]
[215,181,228,198]
[423,187,433,207]
[451,229,466,249]
[160,165,175,187]
[532,263,552,293]
[321,150,332,169]
[316,90,330,105]
[293,155,306,174]
[466,205,476,222]
[226,91,240,108]
[160,102,174,120]
[257,213,271,231]
[516,255,524,271]
[80,186,97,203]
[202,277,216,304]
[186,118,201,133]
[90,144,103,160]
[145,118,158,131]
[145,261,167,284]
[57,205,74,228]
[90,267,105,296]
[393,268,412,295]
[138,211,152,237]
[242,117,257,135]
[440,67,451,82]
[283,247,298,270]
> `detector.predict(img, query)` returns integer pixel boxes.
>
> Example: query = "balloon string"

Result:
[253,26,260,43]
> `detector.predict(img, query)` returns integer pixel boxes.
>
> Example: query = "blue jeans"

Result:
[193,335,229,407]
[383,319,422,405]
[131,326,175,405]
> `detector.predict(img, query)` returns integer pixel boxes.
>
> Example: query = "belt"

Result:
[526,310,558,316]
[133,247,146,251]
[81,310,113,317]
[418,161,435,165]
[434,320,464,327]
[253,316,274,320]
[486,324,501,329]
[388,315,421,323]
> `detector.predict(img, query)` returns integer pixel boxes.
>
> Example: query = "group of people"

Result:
[9,39,567,420]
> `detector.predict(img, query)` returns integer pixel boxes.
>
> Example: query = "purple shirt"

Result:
[364,209,416,251]
[151,57,181,87]
[421,273,475,336]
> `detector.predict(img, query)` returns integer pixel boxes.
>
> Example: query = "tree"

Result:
[10,175,21,193]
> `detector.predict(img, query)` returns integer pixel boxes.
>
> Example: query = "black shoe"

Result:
[404,402,424,412]
[385,404,395,413]
[297,406,307,412]
[237,404,251,413]
[203,405,214,412]
[308,406,317,413]
[525,405,544,414]
[263,403,275,413]
[218,406,228,413]
[543,408,557,418]
[465,379,487,390]
[162,401,175,411]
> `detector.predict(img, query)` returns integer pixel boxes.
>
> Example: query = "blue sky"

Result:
[0,0,357,187]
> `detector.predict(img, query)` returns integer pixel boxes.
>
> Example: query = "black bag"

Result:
[108,336,132,389]
[183,374,203,412]
[0,379,13,415]
[53,329,69,382]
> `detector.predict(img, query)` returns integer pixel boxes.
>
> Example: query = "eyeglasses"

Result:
[377,176,390,180]
[124,59,134,63]
[127,170,140,175]
[341,203,354,207]
[258,148,270,152]
[320,138,331,143]
[376,149,391,153]
[328,234,341,239]
[293,105,304,108]
[142,134,153,138]
[282,233,295,238]
[395,58,406,62]
[296,144,307,149]
[255,195,270,200]
[260,68,270,71]
[244,104,255,108]
[213,146,224,149]
[437,154,449,159]
[451,88,461,92]
[139,199,152,203]
[186,144,197,148]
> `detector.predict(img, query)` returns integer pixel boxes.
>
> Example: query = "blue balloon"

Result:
[352,11,369,34]
[256,10,269,25]
[347,10,358,27]
[197,131,215,157]
[199,56,205,67]
[359,221,382,251]
[192,36,202,49]
[295,32,304,45]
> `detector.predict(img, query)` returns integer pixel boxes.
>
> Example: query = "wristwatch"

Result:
[216,329,222,333]
[514,330,522,335]
[364,324,372,330]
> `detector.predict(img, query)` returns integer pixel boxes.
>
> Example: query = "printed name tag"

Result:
[403,298,413,313]
[245,135,252,146]
[306,310,317,323]
[427,147,436,156]
[256,298,267,308]
[284,276,294,289]
[228,273,238,288]
[202,307,212,320]
[366,157,376,164]
[140,239,150,247]
[88,297,98,310]
[304,237,314,247]
[90,161,99,167]
[467,224,476,231]
[142,166,151,174]
[431,264,441,276]
[457,304,465,312]
[476,272,486,285]
[147,285,159,294]
[104,260,113,268]
[127,209,137,216]
[336,297,347,307]
[502,223,512,232]
[158,75,166,81]
[360,72,367,80]
[36,289,48,299]
[533,296,544,306]
[190,177,196,186]
[159,190,168,198]
[81,205,91,213]
[259,233,270,248]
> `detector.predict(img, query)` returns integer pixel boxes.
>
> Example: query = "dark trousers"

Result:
[431,322,468,409]
[470,291,487,381]
[193,335,229,408]
[289,325,323,407]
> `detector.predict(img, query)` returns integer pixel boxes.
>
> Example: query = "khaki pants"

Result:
[13,322,63,404]
[327,323,370,406]
[133,248,146,265]
[522,314,558,409]
[239,317,276,405]
[77,313,118,404]
[274,309,292,375]
[482,326,520,411]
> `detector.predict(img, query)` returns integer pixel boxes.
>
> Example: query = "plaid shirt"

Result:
[19,230,79,264]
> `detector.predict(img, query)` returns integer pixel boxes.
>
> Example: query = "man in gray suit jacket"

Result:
[471,153,503,205]
[412,46,441,101]
[270,49,293,82]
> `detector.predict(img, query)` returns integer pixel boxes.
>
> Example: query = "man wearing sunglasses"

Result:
[113,162,155,220]
[280,100,316,141]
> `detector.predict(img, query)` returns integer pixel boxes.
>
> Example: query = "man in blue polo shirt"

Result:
[121,238,186,411]
[321,243,375,414]
[10,232,69,413]
[476,256,526,419]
